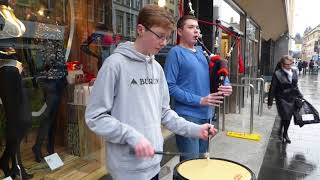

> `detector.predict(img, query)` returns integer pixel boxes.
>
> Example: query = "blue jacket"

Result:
[164,45,213,119]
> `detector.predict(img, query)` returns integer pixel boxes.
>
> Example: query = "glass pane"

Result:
[246,19,257,41]
[215,0,241,30]
[0,0,181,178]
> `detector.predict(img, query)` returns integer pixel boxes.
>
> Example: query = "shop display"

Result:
[0,47,33,178]
[0,3,33,178]
[0,4,25,38]
[32,25,68,162]
[0,0,180,178]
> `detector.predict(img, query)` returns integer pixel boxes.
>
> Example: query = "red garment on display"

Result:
[237,39,244,74]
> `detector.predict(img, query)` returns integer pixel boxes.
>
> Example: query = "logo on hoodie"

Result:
[130,78,159,86]
[140,78,159,85]
[131,78,138,85]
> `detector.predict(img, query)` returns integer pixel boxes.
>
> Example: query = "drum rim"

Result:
[173,157,257,180]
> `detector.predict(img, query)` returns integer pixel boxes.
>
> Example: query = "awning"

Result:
[234,0,289,41]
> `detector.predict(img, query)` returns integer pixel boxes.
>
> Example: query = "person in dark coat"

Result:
[297,60,303,75]
[268,55,303,143]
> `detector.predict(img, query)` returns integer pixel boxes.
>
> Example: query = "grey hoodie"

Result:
[85,42,201,180]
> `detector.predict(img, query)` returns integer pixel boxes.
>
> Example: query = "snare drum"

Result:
[173,158,256,180]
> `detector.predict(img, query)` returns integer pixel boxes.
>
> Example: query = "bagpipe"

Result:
[186,0,244,93]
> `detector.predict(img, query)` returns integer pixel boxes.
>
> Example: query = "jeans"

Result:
[34,78,66,151]
[175,115,210,161]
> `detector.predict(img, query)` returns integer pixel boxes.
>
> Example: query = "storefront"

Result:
[0,0,292,179]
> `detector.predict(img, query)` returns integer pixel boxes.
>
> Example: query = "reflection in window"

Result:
[0,0,184,178]
[218,0,240,30]
[97,0,106,24]
[116,10,124,35]
[115,0,123,4]
[246,19,257,41]
[134,0,141,9]
[88,0,94,21]
[125,0,131,6]
[126,13,135,37]
[169,9,174,15]
[17,0,31,6]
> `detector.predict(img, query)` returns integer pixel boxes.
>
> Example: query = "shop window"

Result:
[0,0,182,178]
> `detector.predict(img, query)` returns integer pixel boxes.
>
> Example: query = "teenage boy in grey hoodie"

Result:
[85,5,217,180]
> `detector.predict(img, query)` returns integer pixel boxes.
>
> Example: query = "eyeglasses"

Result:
[143,25,171,42]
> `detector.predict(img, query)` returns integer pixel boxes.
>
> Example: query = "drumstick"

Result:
[129,149,209,157]
[206,123,213,160]
[154,151,207,157]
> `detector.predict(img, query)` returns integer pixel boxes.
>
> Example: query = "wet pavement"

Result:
[160,72,320,180]
[258,73,320,180]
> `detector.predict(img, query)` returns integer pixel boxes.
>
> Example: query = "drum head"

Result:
[174,158,256,180]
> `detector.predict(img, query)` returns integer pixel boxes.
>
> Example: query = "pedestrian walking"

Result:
[302,61,308,75]
[297,60,303,75]
[309,59,314,74]
[268,55,303,144]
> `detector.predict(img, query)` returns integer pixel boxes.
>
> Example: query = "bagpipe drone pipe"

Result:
[196,36,229,93]
[196,21,242,93]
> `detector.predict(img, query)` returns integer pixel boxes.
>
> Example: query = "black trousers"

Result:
[281,120,291,135]
[0,66,32,173]
[150,173,159,180]
[34,78,66,152]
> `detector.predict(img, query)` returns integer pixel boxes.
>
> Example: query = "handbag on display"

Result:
[293,97,320,127]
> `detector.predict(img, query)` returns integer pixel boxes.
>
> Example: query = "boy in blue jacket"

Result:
[164,15,232,161]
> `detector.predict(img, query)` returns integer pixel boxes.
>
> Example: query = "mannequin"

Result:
[0,3,26,38]
[0,2,33,178]
[0,48,33,179]
[32,11,68,162]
